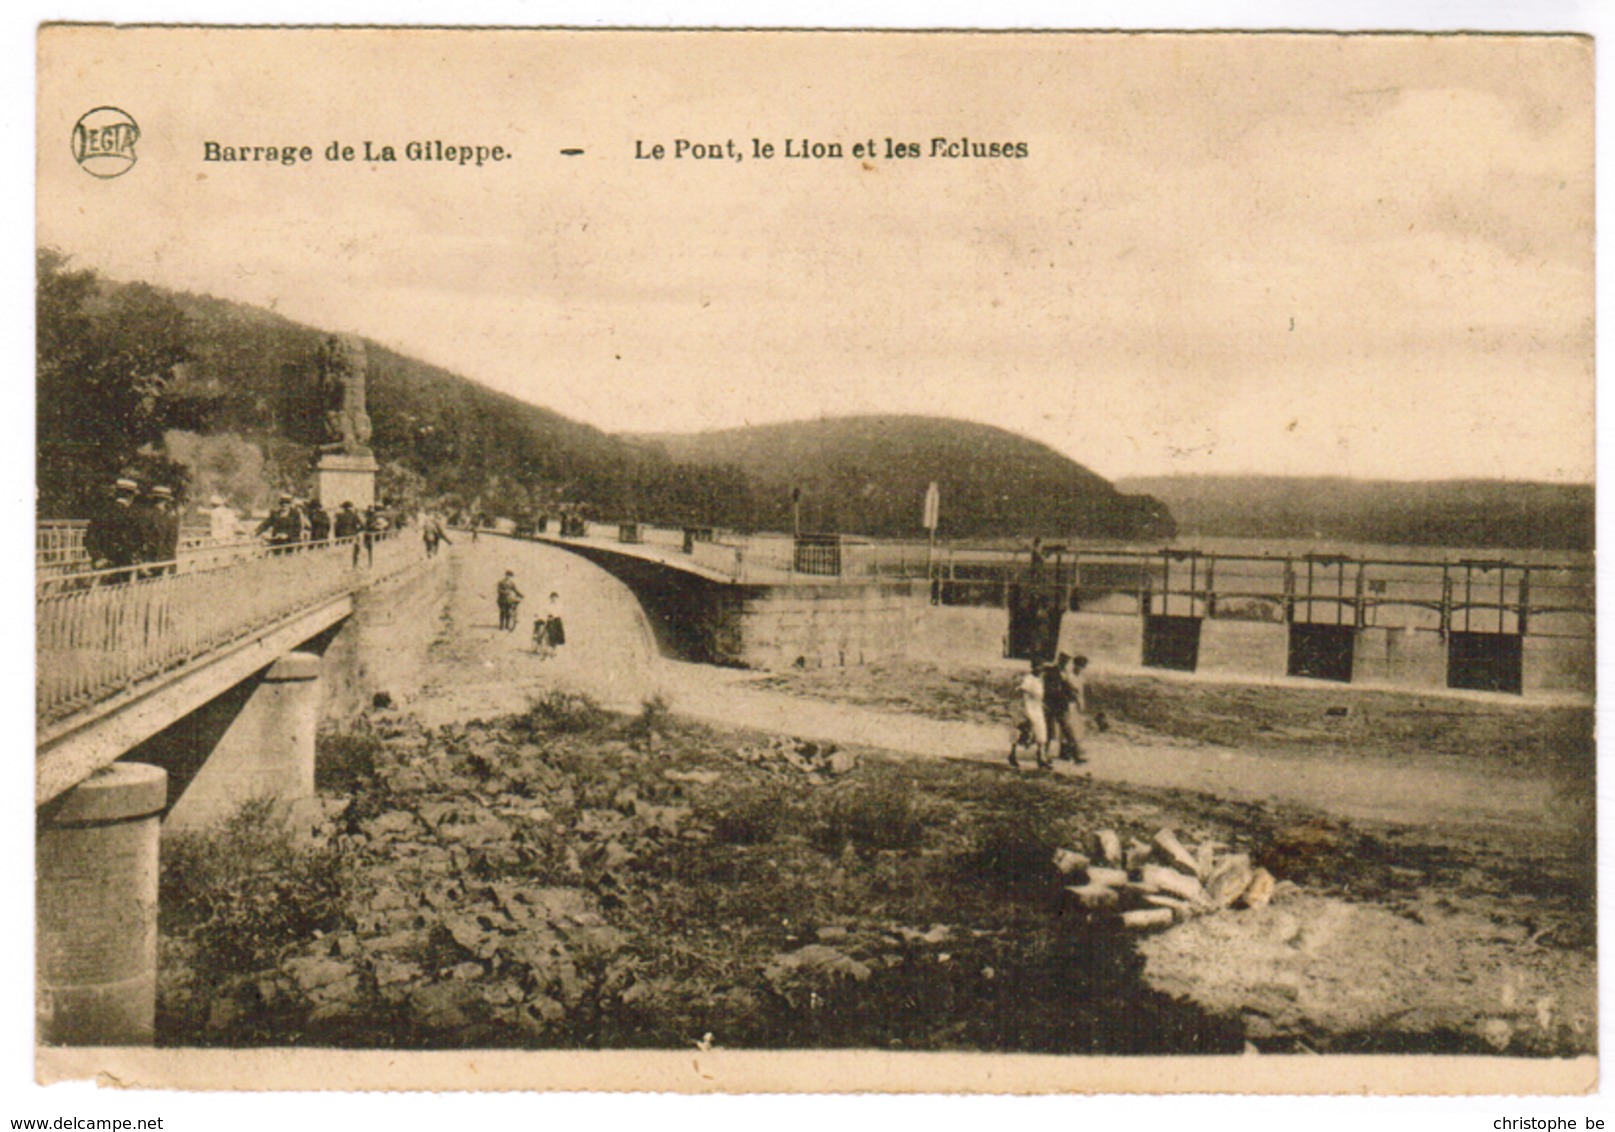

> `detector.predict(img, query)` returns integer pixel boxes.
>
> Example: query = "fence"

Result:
[36,531,419,725]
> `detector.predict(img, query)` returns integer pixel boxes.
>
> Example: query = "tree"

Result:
[37,249,193,515]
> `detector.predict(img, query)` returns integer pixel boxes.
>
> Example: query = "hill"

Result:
[1116,475,1594,552]
[38,253,1173,541]
[37,251,753,526]
[637,416,1175,540]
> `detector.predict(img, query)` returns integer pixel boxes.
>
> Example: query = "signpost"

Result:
[923,481,940,601]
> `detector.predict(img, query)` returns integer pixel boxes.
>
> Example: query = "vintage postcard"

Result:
[32,25,1595,1097]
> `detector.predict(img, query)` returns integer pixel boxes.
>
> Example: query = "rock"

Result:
[362,810,422,840]
[366,929,427,956]
[1052,848,1090,876]
[664,769,723,786]
[1086,866,1129,888]
[283,956,361,1007]
[368,887,412,913]
[526,994,567,1025]
[816,925,851,943]
[1479,1017,1513,1051]
[1151,828,1202,875]
[1141,865,1206,904]
[1145,894,1197,922]
[372,958,422,987]
[450,961,485,981]
[1206,856,1255,908]
[1125,839,1154,871]
[1093,829,1124,865]
[764,945,873,1005]
[1121,908,1175,930]
[825,750,860,776]
[442,913,503,960]
[408,981,484,1030]
[638,803,689,836]
[1239,868,1278,909]
[1066,883,1119,910]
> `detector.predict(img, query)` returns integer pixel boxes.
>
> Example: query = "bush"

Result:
[161,798,351,973]
[810,778,926,853]
[519,690,612,736]
[958,812,1065,886]
[316,729,383,792]
[624,694,673,744]
[704,783,788,845]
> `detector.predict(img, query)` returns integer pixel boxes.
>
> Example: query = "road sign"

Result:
[923,481,940,531]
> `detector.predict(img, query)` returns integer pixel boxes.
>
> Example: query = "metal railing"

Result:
[480,517,1594,643]
[37,531,421,726]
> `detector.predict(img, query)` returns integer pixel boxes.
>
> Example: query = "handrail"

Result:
[36,531,421,726]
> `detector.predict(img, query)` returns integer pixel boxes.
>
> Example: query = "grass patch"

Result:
[517,690,613,736]
[809,776,928,853]
[161,797,351,973]
[702,782,789,845]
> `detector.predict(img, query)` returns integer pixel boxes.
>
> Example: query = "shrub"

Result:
[957,812,1065,886]
[624,694,673,744]
[519,690,612,736]
[703,783,789,845]
[161,798,351,973]
[316,729,383,792]
[810,778,926,853]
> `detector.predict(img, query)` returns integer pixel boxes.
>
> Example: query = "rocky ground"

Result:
[152,542,1596,1056]
[155,686,1594,1055]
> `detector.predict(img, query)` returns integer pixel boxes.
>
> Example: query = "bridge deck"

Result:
[36,532,427,803]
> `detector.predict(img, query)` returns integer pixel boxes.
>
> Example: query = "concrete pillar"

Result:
[37,762,167,1045]
[165,651,321,832]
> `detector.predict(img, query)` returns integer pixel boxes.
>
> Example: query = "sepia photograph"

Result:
[29,19,1598,1100]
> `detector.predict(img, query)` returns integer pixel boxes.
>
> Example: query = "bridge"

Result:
[35,530,448,1047]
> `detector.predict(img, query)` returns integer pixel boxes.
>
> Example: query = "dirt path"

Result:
[415,539,1574,844]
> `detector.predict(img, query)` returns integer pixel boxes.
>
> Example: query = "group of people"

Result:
[1012,652,1091,770]
[494,570,567,657]
[255,494,392,565]
[83,477,181,582]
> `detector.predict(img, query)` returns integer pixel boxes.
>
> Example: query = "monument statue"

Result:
[316,333,373,455]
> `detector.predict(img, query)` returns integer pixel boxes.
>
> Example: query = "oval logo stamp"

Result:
[72,107,140,178]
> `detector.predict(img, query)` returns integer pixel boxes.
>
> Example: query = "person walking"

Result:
[422,511,452,557]
[361,504,389,567]
[496,570,524,631]
[85,477,141,583]
[332,501,363,564]
[1050,653,1091,764]
[542,591,566,653]
[257,494,305,554]
[1012,659,1050,770]
[307,501,332,544]
[135,485,180,577]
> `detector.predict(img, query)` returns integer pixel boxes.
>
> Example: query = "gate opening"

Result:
[1447,631,1524,695]
[1142,614,1201,672]
[1288,623,1355,683]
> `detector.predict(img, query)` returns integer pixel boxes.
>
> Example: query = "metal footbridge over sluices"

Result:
[507,520,1595,697]
[36,532,422,805]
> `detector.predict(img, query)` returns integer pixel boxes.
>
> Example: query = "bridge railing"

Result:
[37,531,419,726]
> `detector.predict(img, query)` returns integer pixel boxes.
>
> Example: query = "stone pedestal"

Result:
[164,652,321,832]
[315,452,378,511]
[37,762,167,1046]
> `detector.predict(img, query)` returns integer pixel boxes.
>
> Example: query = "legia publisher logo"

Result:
[72,107,140,178]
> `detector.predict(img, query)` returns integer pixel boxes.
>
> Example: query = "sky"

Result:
[36,28,1594,484]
